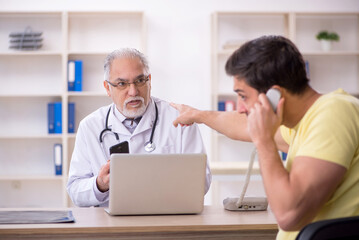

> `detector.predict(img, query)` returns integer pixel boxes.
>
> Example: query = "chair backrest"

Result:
[296,215,359,240]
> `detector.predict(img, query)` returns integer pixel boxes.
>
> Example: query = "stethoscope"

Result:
[99,102,158,157]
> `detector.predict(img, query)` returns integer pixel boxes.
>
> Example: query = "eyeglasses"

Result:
[106,76,150,90]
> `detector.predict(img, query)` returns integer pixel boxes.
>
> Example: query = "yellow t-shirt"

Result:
[277,89,359,240]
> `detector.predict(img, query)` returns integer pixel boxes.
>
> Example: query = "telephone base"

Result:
[223,197,268,211]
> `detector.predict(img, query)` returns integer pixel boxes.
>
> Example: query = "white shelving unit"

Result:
[210,11,359,205]
[294,13,359,95]
[0,11,145,207]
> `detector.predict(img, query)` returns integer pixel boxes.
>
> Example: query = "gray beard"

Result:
[122,96,147,118]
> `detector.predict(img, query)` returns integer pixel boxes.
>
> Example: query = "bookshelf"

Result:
[211,12,290,172]
[0,11,145,207]
[210,11,359,204]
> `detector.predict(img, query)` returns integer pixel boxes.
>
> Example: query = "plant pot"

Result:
[320,40,332,52]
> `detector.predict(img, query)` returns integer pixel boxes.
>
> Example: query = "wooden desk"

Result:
[0,206,278,240]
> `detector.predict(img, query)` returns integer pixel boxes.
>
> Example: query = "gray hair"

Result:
[104,48,150,81]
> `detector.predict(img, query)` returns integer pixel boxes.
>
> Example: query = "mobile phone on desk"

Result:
[110,141,129,154]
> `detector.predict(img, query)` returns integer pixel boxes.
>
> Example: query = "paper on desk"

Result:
[0,210,75,224]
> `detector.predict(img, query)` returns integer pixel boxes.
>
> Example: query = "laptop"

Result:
[105,153,207,215]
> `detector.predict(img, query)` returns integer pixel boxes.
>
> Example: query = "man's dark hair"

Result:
[225,35,309,94]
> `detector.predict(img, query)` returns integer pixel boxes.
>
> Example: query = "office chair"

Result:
[296,215,359,240]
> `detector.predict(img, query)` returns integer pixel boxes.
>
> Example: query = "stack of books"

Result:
[9,26,43,50]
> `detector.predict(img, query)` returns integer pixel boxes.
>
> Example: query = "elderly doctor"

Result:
[67,48,211,207]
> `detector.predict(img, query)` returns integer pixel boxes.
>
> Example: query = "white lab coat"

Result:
[67,97,211,207]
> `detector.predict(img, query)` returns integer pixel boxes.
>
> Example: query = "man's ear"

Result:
[148,74,152,90]
[104,81,111,96]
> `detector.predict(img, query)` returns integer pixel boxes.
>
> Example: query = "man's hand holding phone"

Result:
[247,89,284,145]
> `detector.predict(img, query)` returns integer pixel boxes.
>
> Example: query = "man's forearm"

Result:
[197,111,251,141]
[171,103,251,142]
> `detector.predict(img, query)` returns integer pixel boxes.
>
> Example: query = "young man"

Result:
[171,35,359,240]
[67,48,211,207]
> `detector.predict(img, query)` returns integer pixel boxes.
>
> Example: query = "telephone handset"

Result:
[266,88,281,112]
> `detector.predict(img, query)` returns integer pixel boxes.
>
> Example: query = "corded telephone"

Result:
[223,88,281,211]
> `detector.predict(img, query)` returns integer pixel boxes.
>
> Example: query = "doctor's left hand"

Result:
[96,160,110,192]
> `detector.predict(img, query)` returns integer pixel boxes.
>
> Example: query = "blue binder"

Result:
[68,102,75,133]
[47,103,55,134]
[68,60,82,92]
[218,101,225,111]
[53,102,62,134]
[48,102,69,134]
[281,152,287,161]
[54,143,62,176]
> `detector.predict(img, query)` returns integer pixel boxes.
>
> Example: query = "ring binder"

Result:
[54,144,62,176]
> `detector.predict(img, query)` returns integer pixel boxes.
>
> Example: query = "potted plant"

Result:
[316,30,340,52]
